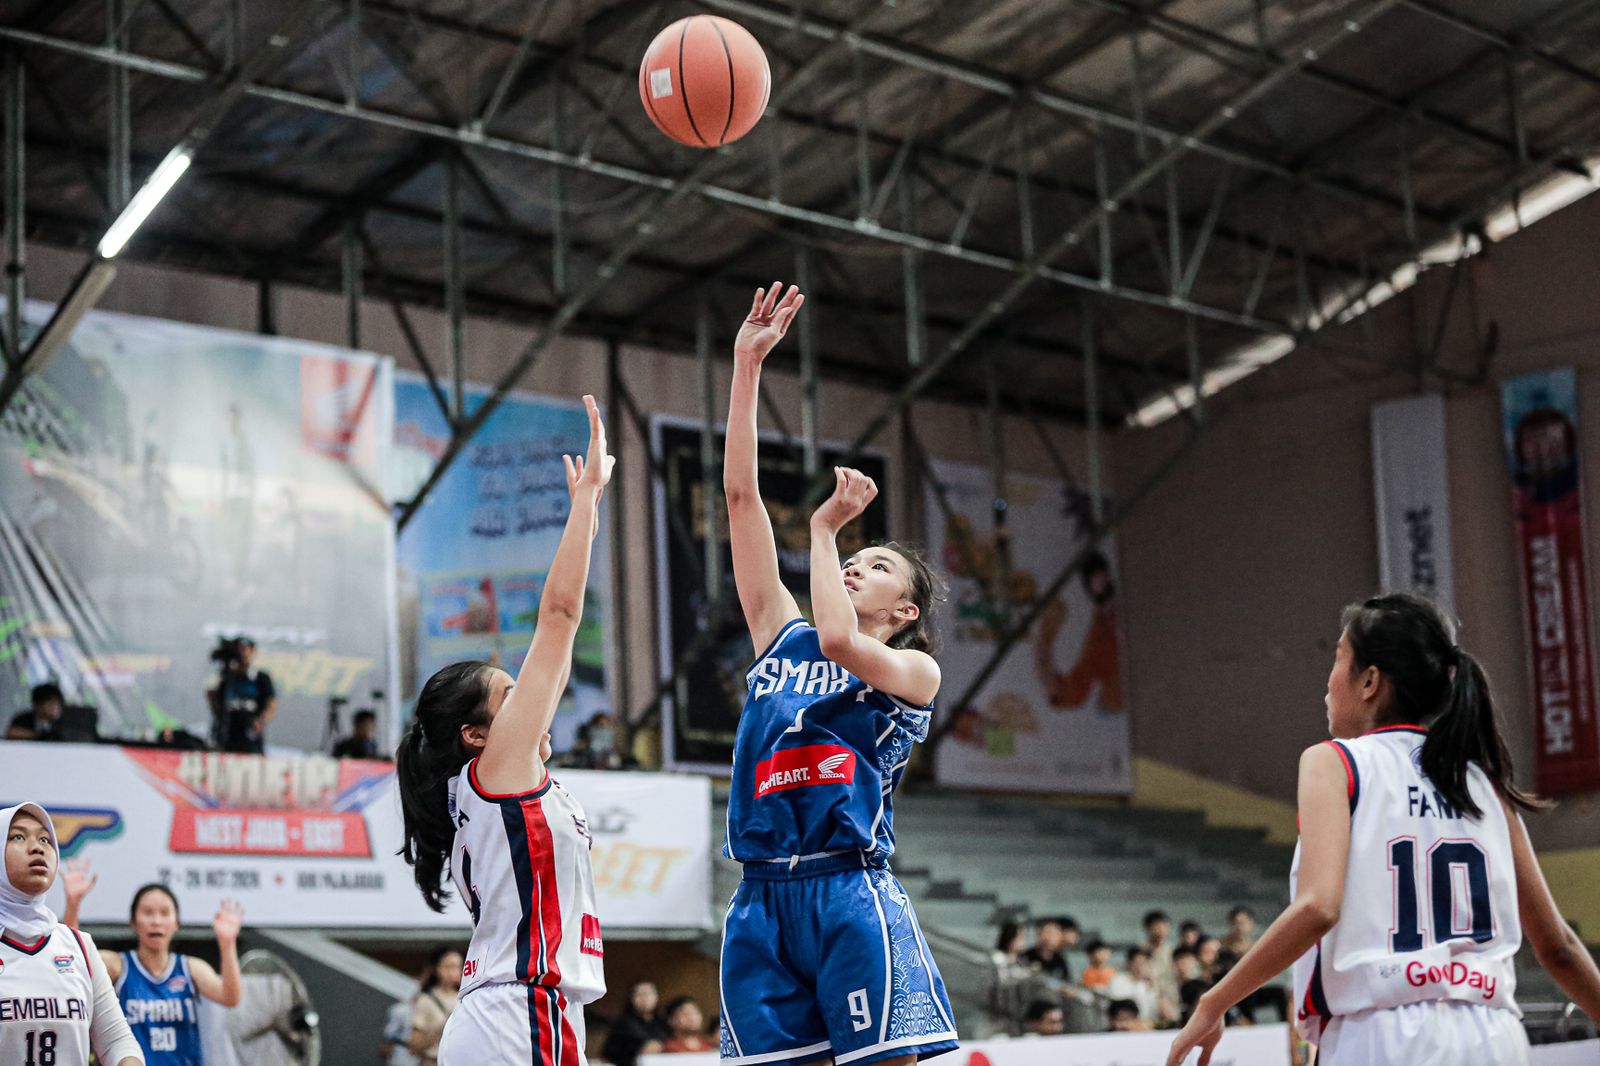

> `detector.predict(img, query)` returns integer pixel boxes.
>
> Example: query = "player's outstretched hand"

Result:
[60,857,97,906]
[811,467,878,533]
[734,282,804,365]
[1165,1003,1224,1066]
[212,898,244,945]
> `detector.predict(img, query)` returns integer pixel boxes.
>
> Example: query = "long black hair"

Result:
[396,661,495,912]
[419,944,461,993]
[1341,593,1542,818]
[876,540,947,656]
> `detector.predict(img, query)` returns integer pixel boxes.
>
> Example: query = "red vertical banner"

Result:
[1502,368,1600,794]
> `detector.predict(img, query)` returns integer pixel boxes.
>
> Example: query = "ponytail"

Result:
[396,661,494,912]
[1342,593,1544,821]
[1422,648,1543,818]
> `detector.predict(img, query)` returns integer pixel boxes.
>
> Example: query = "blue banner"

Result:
[393,378,611,751]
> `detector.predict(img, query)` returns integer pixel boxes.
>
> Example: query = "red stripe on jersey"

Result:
[520,799,565,988]
[558,991,581,1066]
[68,927,93,978]
[1365,724,1428,736]
[470,758,551,800]
[1,932,50,954]
[534,985,557,1066]
[1324,740,1356,802]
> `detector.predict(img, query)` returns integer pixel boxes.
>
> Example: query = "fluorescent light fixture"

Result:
[97,147,193,259]
[1127,154,1600,429]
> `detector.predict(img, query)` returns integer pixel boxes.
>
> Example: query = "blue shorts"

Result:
[719,857,959,1066]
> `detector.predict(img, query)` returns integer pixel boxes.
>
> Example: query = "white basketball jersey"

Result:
[0,924,99,1066]
[447,759,606,1005]
[1292,725,1521,1042]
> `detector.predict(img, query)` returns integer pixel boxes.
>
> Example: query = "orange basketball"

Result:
[638,15,770,148]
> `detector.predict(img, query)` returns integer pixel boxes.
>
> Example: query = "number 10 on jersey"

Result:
[1388,837,1494,952]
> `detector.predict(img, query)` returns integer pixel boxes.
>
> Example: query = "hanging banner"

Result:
[2,741,712,930]
[0,302,396,752]
[1371,394,1456,612]
[1501,368,1600,794]
[393,377,612,753]
[926,460,1130,794]
[651,416,889,773]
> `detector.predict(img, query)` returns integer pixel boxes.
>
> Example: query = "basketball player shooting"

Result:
[717,283,959,1066]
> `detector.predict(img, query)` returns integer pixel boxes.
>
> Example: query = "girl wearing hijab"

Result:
[0,802,145,1065]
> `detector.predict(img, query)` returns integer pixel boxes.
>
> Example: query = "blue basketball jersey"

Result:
[726,618,932,864]
[117,951,203,1066]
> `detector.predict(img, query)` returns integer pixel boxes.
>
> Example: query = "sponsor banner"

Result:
[393,376,611,753]
[651,416,888,772]
[3,741,711,929]
[1501,369,1600,794]
[1371,394,1456,612]
[644,1023,1292,1066]
[0,302,395,751]
[926,460,1130,794]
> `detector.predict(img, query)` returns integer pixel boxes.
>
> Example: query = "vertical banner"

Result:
[1501,368,1600,794]
[392,377,611,752]
[1371,394,1456,612]
[651,416,888,772]
[926,460,1130,794]
[0,303,395,751]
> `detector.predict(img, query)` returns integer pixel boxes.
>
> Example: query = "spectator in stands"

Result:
[660,995,715,1053]
[1080,940,1117,991]
[333,709,382,760]
[1174,946,1207,1021]
[7,682,67,741]
[1021,915,1079,983]
[1106,999,1142,1032]
[1195,935,1222,981]
[1177,919,1202,951]
[1221,904,1257,958]
[406,946,462,1066]
[1021,999,1065,1037]
[1142,910,1176,1005]
[601,980,671,1066]
[558,711,635,770]
[993,919,1027,967]
[1108,947,1174,1026]
[380,996,418,1066]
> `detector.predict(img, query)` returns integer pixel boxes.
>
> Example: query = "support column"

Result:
[443,151,465,423]
[3,48,23,366]
[697,293,720,603]
[342,215,363,350]
[795,246,818,477]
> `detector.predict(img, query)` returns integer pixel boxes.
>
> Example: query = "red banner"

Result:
[1503,369,1600,793]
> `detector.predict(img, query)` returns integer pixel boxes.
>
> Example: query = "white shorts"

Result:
[1318,1001,1529,1066]
[439,981,589,1066]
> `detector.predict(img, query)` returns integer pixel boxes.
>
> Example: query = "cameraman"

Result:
[207,636,277,754]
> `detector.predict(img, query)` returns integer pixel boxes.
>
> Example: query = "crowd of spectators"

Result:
[990,906,1286,1036]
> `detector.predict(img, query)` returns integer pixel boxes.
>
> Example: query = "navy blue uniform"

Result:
[116,951,204,1066]
[721,618,958,1066]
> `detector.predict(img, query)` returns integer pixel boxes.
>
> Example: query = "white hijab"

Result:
[0,802,60,941]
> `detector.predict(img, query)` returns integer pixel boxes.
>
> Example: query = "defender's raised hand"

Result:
[734,282,805,364]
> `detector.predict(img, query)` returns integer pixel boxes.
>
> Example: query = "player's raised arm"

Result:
[809,467,941,707]
[726,283,805,653]
[477,395,613,788]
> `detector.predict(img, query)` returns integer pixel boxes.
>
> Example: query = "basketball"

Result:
[638,15,770,148]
